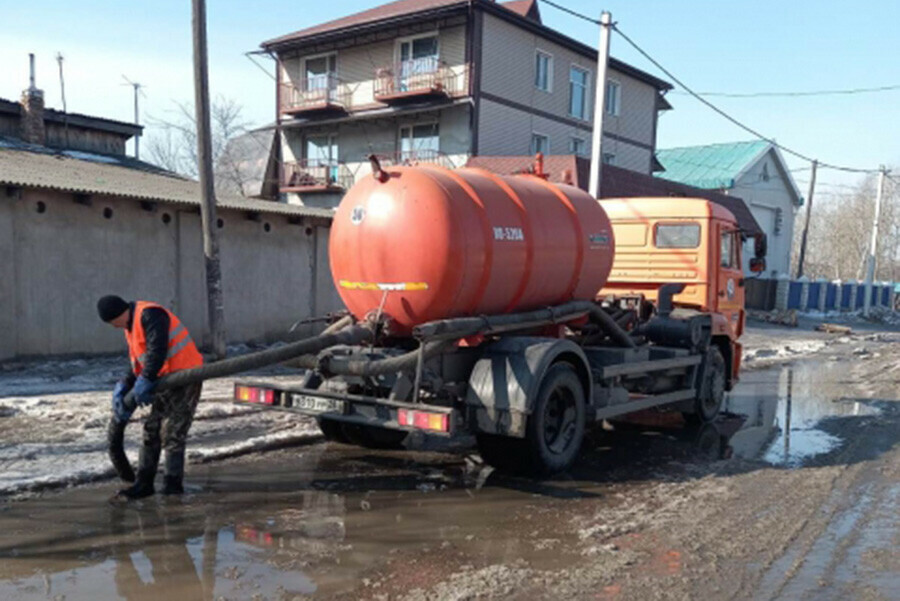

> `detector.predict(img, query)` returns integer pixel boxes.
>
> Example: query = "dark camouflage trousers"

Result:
[137,382,202,481]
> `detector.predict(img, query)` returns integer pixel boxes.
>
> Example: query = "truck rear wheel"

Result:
[685,347,726,423]
[477,363,586,477]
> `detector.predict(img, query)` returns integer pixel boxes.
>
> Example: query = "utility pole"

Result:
[122,75,143,159]
[795,159,817,278]
[588,11,612,199]
[192,0,227,359]
[862,166,887,316]
[56,53,69,148]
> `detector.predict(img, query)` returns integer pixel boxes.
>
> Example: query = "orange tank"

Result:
[329,163,615,334]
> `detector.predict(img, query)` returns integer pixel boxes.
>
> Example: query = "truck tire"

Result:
[477,363,586,476]
[685,347,726,423]
[317,417,349,443]
[340,423,408,449]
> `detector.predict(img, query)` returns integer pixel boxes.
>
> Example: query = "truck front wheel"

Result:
[685,347,726,423]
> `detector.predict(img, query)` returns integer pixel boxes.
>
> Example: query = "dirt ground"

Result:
[0,321,897,600]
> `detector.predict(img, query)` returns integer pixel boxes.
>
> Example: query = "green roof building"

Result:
[656,140,803,276]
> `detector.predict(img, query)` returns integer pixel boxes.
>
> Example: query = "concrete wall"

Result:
[0,188,342,361]
[732,149,799,276]
[478,12,658,173]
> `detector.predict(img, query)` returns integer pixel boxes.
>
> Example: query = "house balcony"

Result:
[280,75,351,116]
[281,160,353,193]
[375,150,457,169]
[374,59,467,103]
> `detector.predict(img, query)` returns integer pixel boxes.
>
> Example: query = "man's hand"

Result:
[133,375,157,407]
[112,379,135,423]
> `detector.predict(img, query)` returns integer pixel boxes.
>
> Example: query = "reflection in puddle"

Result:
[726,363,881,466]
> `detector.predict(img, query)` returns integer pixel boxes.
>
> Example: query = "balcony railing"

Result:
[280,74,351,115]
[374,58,466,101]
[375,150,457,169]
[282,159,353,192]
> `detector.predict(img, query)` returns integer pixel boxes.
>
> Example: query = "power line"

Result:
[671,83,900,98]
[539,0,600,24]
[611,24,878,175]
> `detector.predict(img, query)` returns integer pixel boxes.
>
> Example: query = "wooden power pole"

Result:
[795,159,817,278]
[588,11,612,199]
[192,0,227,358]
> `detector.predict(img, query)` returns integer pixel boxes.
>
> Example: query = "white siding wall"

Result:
[478,13,658,172]
[732,151,799,276]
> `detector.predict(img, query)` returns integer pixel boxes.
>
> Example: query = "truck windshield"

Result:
[655,223,700,248]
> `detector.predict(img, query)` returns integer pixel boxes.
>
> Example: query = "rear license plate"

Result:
[291,394,346,415]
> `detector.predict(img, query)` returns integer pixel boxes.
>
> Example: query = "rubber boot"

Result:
[162,450,185,495]
[116,471,155,499]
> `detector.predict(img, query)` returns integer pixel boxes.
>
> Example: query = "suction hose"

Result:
[107,323,372,482]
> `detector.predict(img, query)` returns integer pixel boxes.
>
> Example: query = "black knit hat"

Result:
[97,295,129,322]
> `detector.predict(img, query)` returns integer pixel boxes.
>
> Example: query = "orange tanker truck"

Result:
[233,156,767,475]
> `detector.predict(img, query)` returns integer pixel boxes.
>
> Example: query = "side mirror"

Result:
[754,234,768,259]
[749,257,766,273]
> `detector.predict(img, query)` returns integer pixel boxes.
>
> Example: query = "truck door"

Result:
[716,224,744,337]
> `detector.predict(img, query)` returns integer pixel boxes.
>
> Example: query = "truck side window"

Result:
[720,231,735,268]
[655,223,700,248]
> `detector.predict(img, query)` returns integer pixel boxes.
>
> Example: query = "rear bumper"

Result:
[233,381,458,437]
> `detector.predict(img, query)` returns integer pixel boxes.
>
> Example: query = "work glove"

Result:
[133,375,157,408]
[112,380,135,424]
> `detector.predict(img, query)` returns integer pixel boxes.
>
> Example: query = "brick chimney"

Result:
[20,53,46,146]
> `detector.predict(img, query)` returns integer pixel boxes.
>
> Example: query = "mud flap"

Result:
[107,417,136,482]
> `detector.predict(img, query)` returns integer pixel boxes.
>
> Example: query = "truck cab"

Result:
[599,197,748,388]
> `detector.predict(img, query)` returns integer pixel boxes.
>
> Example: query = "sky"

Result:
[2,0,899,194]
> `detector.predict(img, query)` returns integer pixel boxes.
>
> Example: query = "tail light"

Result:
[234,384,277,405]
[398,409,450,432]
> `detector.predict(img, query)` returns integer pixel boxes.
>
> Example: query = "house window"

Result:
[760,163,771,182]
[304,53,337,91]
[569,66,590,120]
[602,152,616,165]
[399,123,439,160]
[305,134,338,165]
[398,34,439,79]
[531,133,549,155]
[569,137,587,156]
[534,50,553,92]
[605,79,621,116]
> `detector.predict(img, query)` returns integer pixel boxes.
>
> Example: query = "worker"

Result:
[97,295,204,499]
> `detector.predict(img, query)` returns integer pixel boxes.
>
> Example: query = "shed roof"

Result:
[465,154,762,235]
[0,142,332,220]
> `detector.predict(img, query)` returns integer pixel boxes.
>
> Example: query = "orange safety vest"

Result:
[125,301,203,377]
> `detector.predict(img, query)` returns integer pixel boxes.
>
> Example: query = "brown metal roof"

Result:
[501,0,541,21]
[0,147,333,220]
[262,0,466,48]
[465,155,763,235]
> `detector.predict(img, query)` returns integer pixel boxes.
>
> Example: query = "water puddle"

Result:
[725,363,882,466]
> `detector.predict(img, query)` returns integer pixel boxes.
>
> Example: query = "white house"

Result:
[656,140,803,276]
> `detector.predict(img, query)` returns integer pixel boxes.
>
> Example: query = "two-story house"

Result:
[261,0,673,207]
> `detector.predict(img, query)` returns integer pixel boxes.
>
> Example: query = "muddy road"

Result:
[0,330,897,600]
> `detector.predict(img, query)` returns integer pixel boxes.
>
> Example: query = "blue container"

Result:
[788,281,802,309]
[841,285,852,309]
[856,285,866,308]
[807,283,821,310]
[882,286,891,306]
[825,284,838,310]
